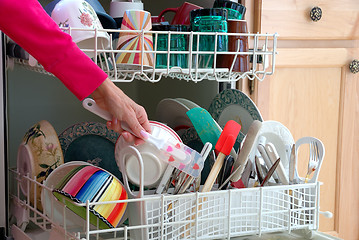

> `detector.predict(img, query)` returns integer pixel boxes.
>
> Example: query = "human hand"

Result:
[91,78,151,145]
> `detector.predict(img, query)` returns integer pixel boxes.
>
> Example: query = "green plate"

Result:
[208,89,263,136]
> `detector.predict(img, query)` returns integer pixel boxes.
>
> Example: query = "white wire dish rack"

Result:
[12,28,278,85]
[9,167,321,240]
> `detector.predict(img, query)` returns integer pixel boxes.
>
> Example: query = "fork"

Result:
[305,141,319,183]
[295,136,325,184]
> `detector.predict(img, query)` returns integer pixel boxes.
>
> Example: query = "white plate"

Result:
[208,89,263,135]
[175,98,201,110]
[155,98,193,132]
[248,121,294,172]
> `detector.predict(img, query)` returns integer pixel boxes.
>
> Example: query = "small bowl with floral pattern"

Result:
[51,0,111,58]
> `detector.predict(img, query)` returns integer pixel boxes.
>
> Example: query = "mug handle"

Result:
[157,7,179,21]
[116,145,145,199]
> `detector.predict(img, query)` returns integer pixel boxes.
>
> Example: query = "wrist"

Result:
[92,78,114,97]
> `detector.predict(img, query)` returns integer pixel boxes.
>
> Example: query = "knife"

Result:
[264,143,289,185]
[218,155,235,189]
[255,155,266,184]
[257,138,280,183]
[289,143,297,184]
[261,158,280,187]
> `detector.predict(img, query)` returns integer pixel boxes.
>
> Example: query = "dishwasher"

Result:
[0,0,341,239]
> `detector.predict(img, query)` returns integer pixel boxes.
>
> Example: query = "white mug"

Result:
[51,0,110,58]
[109,1,144,19]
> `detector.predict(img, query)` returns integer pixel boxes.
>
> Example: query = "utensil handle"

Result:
[257,145,280,182]
[230,120,262,182]
[201,152,226,192]
[83,98,112,121]
[82,98,133,134]
[265,143,289,185]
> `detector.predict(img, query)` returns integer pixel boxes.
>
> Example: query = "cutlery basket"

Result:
[126,182,320,240]
[117,145,320,239]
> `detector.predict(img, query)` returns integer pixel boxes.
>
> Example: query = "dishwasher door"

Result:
[0,32,9,237]
[231,230,342,240]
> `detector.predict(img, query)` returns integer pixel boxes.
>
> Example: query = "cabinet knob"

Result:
[310,6,322,22]
[349,60,359,74]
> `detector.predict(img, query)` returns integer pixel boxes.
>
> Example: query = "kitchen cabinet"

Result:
[245,0,359,239]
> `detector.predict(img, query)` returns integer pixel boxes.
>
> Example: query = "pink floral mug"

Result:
[51,0,110,58]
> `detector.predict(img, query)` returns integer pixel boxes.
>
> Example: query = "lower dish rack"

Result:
[9,168,320,240]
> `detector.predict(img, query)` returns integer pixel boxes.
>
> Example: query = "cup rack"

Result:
[11,28,278,85]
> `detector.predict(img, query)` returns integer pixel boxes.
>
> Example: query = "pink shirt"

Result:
[0,0,108,100]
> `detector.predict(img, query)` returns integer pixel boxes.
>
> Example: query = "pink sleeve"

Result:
[0,0,108,100]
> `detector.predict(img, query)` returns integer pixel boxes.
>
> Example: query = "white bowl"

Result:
[116,121,181,188]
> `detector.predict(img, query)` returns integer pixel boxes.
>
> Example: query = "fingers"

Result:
[106,118,123,134]
[121,104,151,138]
[92,81,151,142]
[136,105,152,134]
[121,131,145,146]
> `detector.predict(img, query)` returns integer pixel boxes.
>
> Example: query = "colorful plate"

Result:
[208,89,263,136]
[58,122,122,181]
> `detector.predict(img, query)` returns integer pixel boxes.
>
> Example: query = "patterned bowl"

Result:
[52,164,128,229]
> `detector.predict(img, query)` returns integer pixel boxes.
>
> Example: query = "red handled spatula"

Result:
[186,107,238,157]
[201,120,241,192]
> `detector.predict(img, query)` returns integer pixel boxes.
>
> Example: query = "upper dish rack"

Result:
[11,28,278,84]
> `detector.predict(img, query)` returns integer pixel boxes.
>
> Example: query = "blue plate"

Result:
[58,122,122,181]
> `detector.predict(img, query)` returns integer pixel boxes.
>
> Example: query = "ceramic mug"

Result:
[109,1,144,19]
[115,10,154,70]
[51,0,110,59]
[45,0,117,29]
[217,19,249,72]
[158,2,202,26]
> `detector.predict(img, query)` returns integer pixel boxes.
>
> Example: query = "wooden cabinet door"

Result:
[256,48,359,239]
[260,0,359,40]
